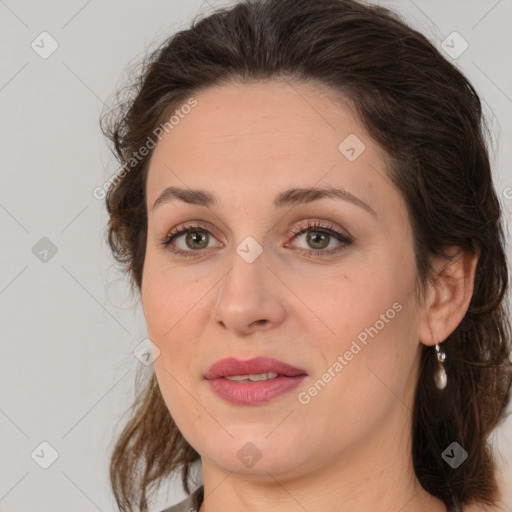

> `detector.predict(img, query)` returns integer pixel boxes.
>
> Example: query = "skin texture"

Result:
[141,80,478,512]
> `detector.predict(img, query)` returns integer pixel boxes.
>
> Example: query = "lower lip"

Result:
[206,375,307,405]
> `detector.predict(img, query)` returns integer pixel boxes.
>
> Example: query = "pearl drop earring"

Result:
[434,343,447,390]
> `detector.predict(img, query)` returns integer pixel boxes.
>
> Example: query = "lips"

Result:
[204,356,308,380]
[204,356,308,405]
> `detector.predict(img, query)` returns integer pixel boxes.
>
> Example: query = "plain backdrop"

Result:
[1,0,511,510]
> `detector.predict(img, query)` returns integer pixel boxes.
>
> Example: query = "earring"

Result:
[434,343,447,390]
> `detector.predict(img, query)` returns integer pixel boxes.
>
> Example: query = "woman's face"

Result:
[142,80,425,480]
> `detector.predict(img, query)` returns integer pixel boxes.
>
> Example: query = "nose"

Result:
[212,247,287,336]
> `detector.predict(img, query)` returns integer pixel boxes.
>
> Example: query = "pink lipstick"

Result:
[204,356,308,405]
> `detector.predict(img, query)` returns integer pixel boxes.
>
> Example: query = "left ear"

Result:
[418,245,479,347]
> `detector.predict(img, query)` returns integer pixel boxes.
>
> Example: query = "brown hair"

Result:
[100,0,512,510]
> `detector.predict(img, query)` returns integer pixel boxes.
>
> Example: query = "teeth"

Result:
[225,372,279,382]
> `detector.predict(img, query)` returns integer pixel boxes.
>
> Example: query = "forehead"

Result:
[145,79,401,226]
[152,79,365,157]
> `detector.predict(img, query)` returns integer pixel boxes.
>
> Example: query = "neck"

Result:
[198,409,448,512]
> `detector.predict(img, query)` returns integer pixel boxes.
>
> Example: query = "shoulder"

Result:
[157,485,204,512]
[462,503,509,512]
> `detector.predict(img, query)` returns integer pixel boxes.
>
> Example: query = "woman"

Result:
[100,0,512,511]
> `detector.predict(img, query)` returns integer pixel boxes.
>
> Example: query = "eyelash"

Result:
[159,220,353,259]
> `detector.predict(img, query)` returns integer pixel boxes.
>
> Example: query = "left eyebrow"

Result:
[151,185,377,217]
[274,186,376,216]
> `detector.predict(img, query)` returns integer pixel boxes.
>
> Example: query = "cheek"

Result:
[313,250,417,387]
[142,266,203,420]
[141,255,211,377]
[309,264,401,344]
[141,275,174,341]
[142,250,196,339]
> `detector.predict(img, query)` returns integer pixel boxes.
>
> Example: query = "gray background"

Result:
[1,0,511,510]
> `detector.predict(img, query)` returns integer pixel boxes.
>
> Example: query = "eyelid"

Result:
[166,220,218,237]
[289,219,351,240]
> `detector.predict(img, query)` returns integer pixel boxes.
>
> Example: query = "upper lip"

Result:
[204,356,308,379]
